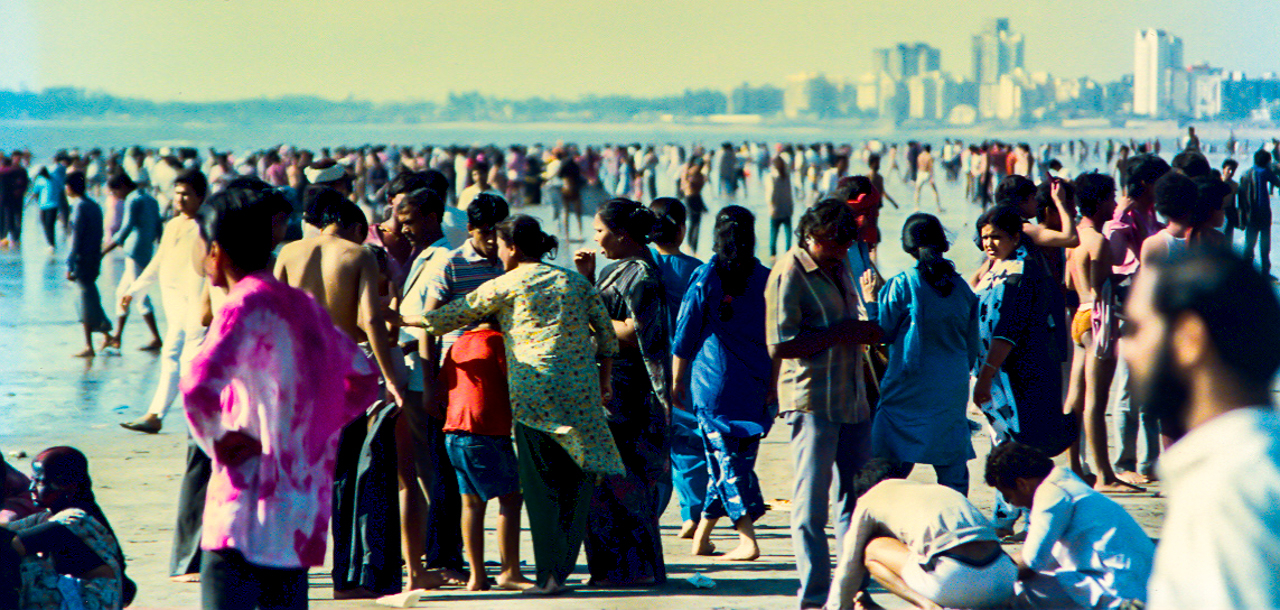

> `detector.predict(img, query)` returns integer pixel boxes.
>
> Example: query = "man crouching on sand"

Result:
[826,460,1016,610]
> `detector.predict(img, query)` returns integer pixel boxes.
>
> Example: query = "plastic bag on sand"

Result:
[376,589,427,608]
[686,573,716,589]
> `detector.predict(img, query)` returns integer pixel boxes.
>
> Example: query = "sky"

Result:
[2,0,1278,103]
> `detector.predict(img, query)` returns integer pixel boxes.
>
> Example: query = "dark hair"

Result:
[984,442,1054,489]
[65,172,87,197]
[198,187,278,274]
[867,153,881,170]
[902,213,956,297]
[649,197,687,246]
[496,214,558,260]
[226,176,271,193]
[712,205,757,321]
[1193,175,1229,221]
[1255,149,1272,168]
[303,185,345,227]
[994,175,1036,207]
[1150,246,1280,390]
[466,193,509,228]
[797,198,859,245]
[107,171,136,192]
[1223,158,1239,171]
[850,457,899,498]
[32,446,116,539]
[1034,179,1075,224]
[401,187,445,220]
[1123,154,1171,199]
[1153,171,1199,223]
[598,198,660,245]
[174,168,208,200]
[974,205,1025,251]
[387,170,430,199]
[1172,151,1211,179]
[830,175,876,202]
[1073,172,1116,220]
[421,170,451,199]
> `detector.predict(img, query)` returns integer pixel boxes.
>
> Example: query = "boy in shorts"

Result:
[441,319,534,591]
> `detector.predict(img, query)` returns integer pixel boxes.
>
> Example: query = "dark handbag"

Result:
[861,343,889,412]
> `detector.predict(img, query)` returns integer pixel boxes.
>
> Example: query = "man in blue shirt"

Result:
[102,171,163,350]
[65,173,113,357]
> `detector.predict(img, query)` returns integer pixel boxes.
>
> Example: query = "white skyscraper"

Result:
[1133,29,1183,117]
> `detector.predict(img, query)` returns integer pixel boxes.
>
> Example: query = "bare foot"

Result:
[139,338,163,351]
[1095,479,1145,493]
[411,568,466,590]
[1116,471,1150,486]
[496,573,536,591]
[523,575,569,596]
[691,538,716,556]
[102,336,121,350]
[333,587,380,600]
[169,573,200,583]
[721,542,760,561]
[72,348,95,358]
[465,576,490,592]
[853,590,887,610]
[679,520,697,539]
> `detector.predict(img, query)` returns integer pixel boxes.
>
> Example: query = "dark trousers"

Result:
[40,208,58,247]
[0,202,19,243]
[331,405,403,594]
[76,276,112,333]
[516,424,594,589]
[420,414,464,571]
[170,437,211,577]
[770,217,792,257]
[1244,217,1272,274]
[201,549,308,610]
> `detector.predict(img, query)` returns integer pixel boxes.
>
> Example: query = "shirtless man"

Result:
[1063,173,1140,493]
[681,158,708,252]
[274,187,407,598]
[913,145,942,213]
[274,190,404,405]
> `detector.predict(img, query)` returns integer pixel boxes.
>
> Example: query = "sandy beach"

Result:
[0,157,1230,608]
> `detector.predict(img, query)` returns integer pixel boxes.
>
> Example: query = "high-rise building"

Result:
[873,43,941,81]
[972,18,1025,85]
[1133,29,1183,117]
[784,73,839,119]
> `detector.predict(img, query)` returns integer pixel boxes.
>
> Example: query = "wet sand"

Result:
[0,161,1225,608]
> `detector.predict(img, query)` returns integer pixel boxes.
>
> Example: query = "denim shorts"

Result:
[445,432,520,501]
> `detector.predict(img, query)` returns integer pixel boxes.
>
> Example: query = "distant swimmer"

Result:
[914,145,942,213]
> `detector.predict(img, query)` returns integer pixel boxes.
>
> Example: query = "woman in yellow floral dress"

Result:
[418,214,623,596]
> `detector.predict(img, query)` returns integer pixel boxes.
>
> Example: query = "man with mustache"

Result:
[1122,246,1280,610]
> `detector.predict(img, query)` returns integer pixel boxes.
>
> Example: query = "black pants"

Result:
[201,549,307,610]
[1244,217,1272,275]
[40,208,58,247]
[0,202,19,243]
[331,404,402,594]
[170,437,211,577]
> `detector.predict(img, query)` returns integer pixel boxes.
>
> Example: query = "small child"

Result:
[441,318,533,591]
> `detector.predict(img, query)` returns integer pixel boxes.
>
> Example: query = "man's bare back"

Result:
[682,167,706,197]
[274,233,379,344]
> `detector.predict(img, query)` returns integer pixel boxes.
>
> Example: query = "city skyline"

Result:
[2,1,1278,103]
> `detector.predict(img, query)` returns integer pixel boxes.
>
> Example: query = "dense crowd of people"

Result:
[1,131,1279,610]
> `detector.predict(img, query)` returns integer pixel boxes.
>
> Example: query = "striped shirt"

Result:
[426,239,506,354]
[765,246,870,424]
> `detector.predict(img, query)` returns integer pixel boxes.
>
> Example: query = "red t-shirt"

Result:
[441,329,512,436]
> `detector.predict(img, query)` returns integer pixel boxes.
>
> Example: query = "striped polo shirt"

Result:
[425,239,506,355]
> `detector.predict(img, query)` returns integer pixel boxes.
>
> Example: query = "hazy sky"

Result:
[3,0,1277,103]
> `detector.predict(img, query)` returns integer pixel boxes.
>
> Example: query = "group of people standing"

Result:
[3,135,1280,610]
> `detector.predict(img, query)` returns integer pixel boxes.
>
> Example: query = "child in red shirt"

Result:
[441,319,533,591]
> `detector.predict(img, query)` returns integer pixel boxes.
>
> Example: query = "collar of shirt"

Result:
[1158,406,1276,485]
[456,238,496,265]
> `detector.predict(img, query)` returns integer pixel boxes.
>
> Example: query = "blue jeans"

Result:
[787,411,871,609]
[1110,362,1160,475]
